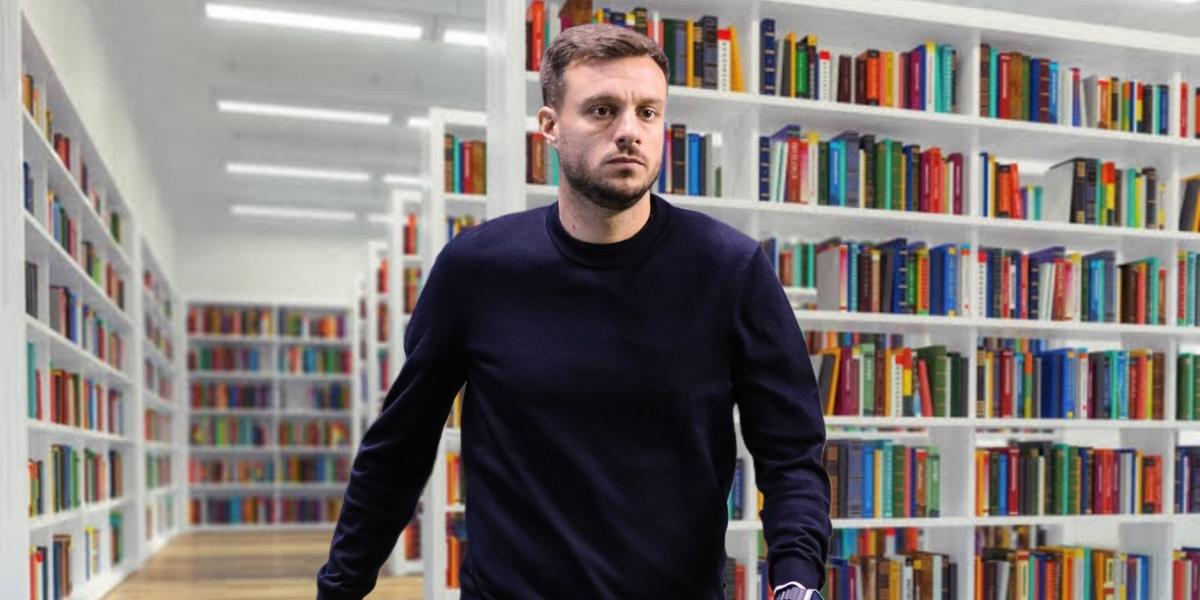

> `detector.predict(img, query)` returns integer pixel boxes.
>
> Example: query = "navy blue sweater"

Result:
[316,194,830,599]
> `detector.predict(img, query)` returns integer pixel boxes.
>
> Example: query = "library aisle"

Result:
[6,1,1200,600]
[101,531,420,600]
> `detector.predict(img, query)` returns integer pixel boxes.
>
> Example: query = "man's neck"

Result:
[556,183,651,244]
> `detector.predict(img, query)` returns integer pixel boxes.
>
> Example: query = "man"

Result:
[317,23,830,600]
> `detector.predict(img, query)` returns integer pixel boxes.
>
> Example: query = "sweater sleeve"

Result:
[731,247,831,590]
[316,243,469,600]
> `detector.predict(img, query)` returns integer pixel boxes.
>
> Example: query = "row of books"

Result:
[657,123,723,197]
[1177,446,1200,514]
[143,312,174,360]
[977,247,1165,325]
[401,213,418,257]
[526,3,746,92]
[824,550,957,600]
[762,25,957,116]
[29,536,72,600]
[443,134,486,195]
[280,497,342,524]
[48,285,76,342]
[187,347,266,372]
[279,346,351,375]
[188,417,269,447]
[826,441,941,519]
[760,127,964,214]
[83,242,126,310]
[278,311,346,341]
[976,338,1165,421]
[187,305,273,336]
[974,443,1163,516]
[525,131,561,186]
[188,496,273,525]
[376,301,390,343]
[190,458,275,484]
[144,359,173,400]
[759,238,816,290]
[145,409,171,443]
[28,447,124,517]
[146,453,172,489]
[981,45,1173,139]
[403,266,421,314]
[142,265,174,320]
[1033,158,1163,229]
[447,513,467,589]
[1176,548,1200,600]
[282,455,349,483]
[816,238,969,316]
[815,340,969,418]
[34,367,126,434]
[722,557,746,600]
[80,304,125,370]
[447,216,483,244]
[977,544,1151,600]
[447,452,465,505]
[277,420,350,447]
[285,381,351,411]
[189,382,270,409]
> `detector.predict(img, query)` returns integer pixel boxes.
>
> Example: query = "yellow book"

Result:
[685,19,695,88]
[1135,451,1143,513]
[729,26,744,93]
[593,9,604,23]
[975,449,988,515]
[821,347,840,415]
[883,51,894,108]
[783,33,797,98]
[873,446,883,517]
[889,561,901,600]
[902,350,913,406]
[1144,353,1154,420]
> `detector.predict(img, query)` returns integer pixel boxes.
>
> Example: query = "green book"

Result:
[881,441,893,519]
[796,42,809,98]
[1148,256,1161,324]
[891,142,903,211]
[1183,354,1196,421]
[916,345,947,417]
[861,343,876,415]
[791,244,803,290]
[1054,444,1069,515]
[893,445,906,517]
[27,342,36,418]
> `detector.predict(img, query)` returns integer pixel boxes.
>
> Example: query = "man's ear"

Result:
[538,105,558,147]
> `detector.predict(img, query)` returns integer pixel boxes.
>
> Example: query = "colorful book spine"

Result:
[815,237,970,317]
[189,382,271,409]
[278,345,352,375]
[189,417,269,447]
[188,458,275,484]
[824,441,941,518]
[189,495,274,525]
[187,305,273,336]
[187,346,266,372]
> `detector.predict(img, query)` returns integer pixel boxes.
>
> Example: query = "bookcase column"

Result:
[0,0,27,593]
[486,0,527,220]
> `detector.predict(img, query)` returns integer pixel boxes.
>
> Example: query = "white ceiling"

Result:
[90,0,486,233]
[89,0,1198,235]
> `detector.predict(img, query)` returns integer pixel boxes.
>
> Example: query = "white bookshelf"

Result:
[12,11,188,600]
[184,300,359,532]
[463,2,1200,599]
[138,241,186,554]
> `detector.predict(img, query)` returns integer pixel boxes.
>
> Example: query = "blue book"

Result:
[939,45,954,113]
[1014,352,1025,416]
[1117,352,1128,418]
[1072,69,1082,126]
[862,442,875,518]
[1063,349,1076,418]
[1030,58,1041,122]
[877,238,908,314]
[1048,61,1059,123]
[760,19,777,95]
[687,133,701,195]
[929,244,944,315]
[832,131,860,206]
[848,242,859,313]
[452,139,462,193]
[979,152,991,217]
[1160,85,1169,135]
[828,140,843,205]
[658,126,668,193]
[903,145,919,212]
[23,162,31,211]
[997,452,1009,515]
[881,441,894,518]
[757,136,771,201]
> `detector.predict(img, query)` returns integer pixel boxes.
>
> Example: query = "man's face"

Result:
[545,55,667,211]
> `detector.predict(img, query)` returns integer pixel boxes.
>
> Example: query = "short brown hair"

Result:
[539,23,670,108]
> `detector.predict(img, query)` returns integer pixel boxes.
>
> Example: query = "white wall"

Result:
[22,0,176,270]
[176,227,370,306]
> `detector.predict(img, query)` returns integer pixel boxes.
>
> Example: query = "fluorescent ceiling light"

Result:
[443,29,487,47]
[383,173,427,187]
[217,100,391,125]
[366,213,391,224]
[407,116,429,129]
[226,162,371,182]
[231,204,356,222]
[205,3,422,40]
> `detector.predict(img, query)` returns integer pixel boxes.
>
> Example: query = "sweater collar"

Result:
[545,193,671,270]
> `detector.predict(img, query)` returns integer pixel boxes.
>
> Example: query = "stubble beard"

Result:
[560,150,661,212]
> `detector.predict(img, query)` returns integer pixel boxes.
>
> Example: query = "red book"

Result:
[1018,254,1029,320]
[918,150,931,212]
[929,147,943,213]
[1131,355,1144,420]
[998,53,1012,119]
[786,135,802,203]
[917,358,933,417]
[734,565,745,600]
[1136,263,1147,324]
[999,349,1013,418]
[908,51,921,110]
[1009,162,1022,219]
[1051,258,1067,320]
[950,153,964,215]
[1182,82,1190,138]
[460,141,472,194]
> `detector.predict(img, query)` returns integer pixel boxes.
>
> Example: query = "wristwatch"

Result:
[775,585,824,600]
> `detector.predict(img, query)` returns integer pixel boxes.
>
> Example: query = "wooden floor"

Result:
[103,531,423,599]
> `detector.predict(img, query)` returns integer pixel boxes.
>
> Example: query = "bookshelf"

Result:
[139,241,185,554]
[185,300,359,531]
[12,11,190,600]
[460,1,1200,599]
